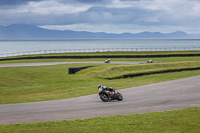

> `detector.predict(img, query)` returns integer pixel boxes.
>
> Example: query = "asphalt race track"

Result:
[0,61,149,67]
[0,75,200,125]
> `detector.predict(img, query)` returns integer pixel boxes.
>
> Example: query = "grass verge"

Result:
[0,107,199,133]
[93,61,200,79]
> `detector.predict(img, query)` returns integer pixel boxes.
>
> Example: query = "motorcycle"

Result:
[98,87,123,102]
[104,59,110,63]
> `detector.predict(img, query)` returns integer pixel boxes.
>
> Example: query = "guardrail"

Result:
[0,47,200,58]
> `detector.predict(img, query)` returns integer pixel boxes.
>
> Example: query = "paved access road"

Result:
[0,75,200,125]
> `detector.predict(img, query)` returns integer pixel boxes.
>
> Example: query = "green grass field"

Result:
[0,107,199,133]
[1,51,200,104]
[0,51,200,132]
[1,60,200,104]
[93,61,200,79]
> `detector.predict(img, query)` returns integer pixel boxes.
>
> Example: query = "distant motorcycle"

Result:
[98,86,123,102]
[104,59,110,63]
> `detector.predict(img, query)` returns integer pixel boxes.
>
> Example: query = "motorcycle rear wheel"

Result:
[100,93,109,102]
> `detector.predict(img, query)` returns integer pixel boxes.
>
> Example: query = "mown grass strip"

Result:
[0,107,199,133]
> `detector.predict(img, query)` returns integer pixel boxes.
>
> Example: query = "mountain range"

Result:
[0,24,199,40]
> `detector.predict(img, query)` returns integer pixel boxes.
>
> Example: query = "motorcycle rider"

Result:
[98,84,115,95]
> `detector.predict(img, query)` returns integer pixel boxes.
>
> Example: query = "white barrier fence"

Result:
[1,47,200,58]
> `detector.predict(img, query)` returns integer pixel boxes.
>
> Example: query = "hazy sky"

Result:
[1,0,200,33]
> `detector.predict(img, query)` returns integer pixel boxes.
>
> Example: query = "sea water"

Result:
[0,39,200,55]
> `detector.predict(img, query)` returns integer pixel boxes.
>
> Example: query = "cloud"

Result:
[28,1,91,15]
[40,23,185,34]
[59,0,112,4]
[0,0,200,33]
[72,0,109,4]
[0,0,44,6]
[79,6,158,25]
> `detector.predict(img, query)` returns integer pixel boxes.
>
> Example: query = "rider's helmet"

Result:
[98,84,102,89]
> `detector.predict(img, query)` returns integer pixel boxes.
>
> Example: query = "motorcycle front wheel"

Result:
[100,93,109,102]
[117,92,123,101]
